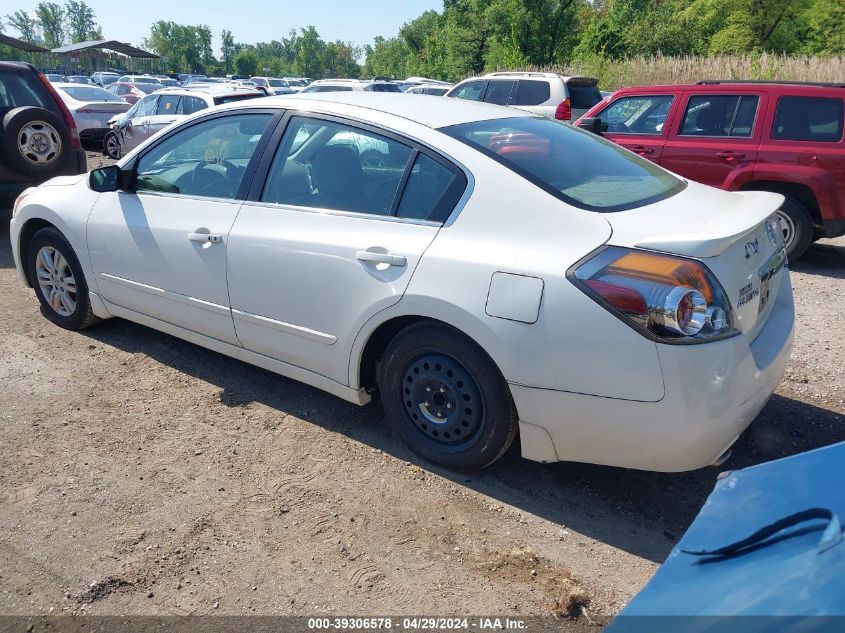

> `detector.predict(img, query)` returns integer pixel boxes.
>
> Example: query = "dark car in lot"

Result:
[577,80,845,259]
[0,62,87,205]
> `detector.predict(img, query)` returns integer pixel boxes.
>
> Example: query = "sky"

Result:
[5,0,443,53]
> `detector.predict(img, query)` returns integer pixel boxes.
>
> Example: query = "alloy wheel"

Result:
[35,246,77,317]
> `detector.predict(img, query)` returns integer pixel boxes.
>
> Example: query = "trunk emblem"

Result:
[744,238,760,259]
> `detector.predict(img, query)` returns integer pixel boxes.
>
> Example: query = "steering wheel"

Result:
[190,159,241,195]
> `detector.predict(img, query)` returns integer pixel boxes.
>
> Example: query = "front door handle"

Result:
[356,250,407,267]
[631,145,654,155]
[716,151,746,159]
[188,232,223,244]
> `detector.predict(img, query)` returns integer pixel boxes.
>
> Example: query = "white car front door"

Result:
[227,115,467,385]
[87,111,276,345]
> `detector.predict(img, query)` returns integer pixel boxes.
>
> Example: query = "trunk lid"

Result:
[604,182,787,338]
[74,101,131,114]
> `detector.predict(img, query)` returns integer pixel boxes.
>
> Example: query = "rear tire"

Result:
[27,227,100,331]
[103,131,122,159]
[1,107,71,179]
[775,197,813,261]
[378,322,517,471]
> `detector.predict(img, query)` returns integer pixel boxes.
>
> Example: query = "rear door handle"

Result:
[188,232,223,244]
[716,151,746,159]
[631,145,654,154]
[356,250,407,267]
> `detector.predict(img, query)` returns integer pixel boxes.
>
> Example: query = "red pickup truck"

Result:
[577,81,845,259]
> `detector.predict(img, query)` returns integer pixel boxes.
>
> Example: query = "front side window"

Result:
[484,80,515,106]
[442,116,685,212]
[597,95,675,135]
[261,116,413,215]
[680,95,759,137]
[364,83,402,93]
[134,95,158,118]
[134,113,272,199]
[772,96,844,142]
[451,80,486,101]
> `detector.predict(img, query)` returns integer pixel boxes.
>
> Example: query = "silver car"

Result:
[53,83,131,151]
[105,85,264,158]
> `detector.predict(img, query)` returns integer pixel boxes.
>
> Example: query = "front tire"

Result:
[379,322,517,471]
[27,227,100,330]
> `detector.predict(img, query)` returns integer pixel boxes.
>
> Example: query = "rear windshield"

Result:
[567,81,602,110]
[133,77,160,84]
[135,83,161,94]
[365,83,402,92]
[213,93,264,105]
[0,69,52,109]
[441,117,685,212]
[61,85,123,102]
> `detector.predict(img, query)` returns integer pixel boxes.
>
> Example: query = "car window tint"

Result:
[772,96,844,142]
[451,81,485,101]
[0,70,52,109]
[567,82,602,109]
[156,94,180,115]
[484,80,515,106]
[397,153,465,221]
[680,95,759,137]
[365,83,401,92]
[134,113,272,199]
[443,116,684,212]
[261,116,413,216]
[598,95,675,135]
[514,80,550,106]
[183,96,208,114]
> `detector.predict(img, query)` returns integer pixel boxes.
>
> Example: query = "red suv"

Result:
[577,81,845,259]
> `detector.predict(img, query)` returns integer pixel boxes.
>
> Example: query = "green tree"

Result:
[64,0,101,43]
[35,1,66,48]
[6,10,38,42]
[802,0,845,55]
[220,29,235,72]
[294,26,326,78]
[234,49,258,76]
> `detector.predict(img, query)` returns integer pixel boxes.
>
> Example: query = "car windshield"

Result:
[61,85,123,102]
[365,83,401,93]
[268,79,286,87]
[441,116,685,212]
[135,83,162,94]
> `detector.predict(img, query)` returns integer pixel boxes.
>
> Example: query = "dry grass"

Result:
[499,53,845,90]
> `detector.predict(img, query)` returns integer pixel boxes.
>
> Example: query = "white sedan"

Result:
[9,93,794,472]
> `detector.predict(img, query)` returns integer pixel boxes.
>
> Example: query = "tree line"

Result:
[3,0,844,81]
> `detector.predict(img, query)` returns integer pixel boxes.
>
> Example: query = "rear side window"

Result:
[0,70,52,110]
[484,80,515,106]
[514,80,550,106]
[442,116,685,212]
[597,95,674,135]
[365,83,401,92]
[566,82,602,110]
[156,94,181,114]
[680,95,759,137]
[772,96,844,142]
[451,80,486,101]
[183,95,208,114]
[397,153,466,221]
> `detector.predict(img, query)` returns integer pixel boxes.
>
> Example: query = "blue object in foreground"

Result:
[608,441,845,633]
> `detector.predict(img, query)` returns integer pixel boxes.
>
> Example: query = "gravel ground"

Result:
[1,152,843,618]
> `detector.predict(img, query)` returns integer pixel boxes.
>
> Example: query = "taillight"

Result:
[37,71,81,149]
[555,98,571,121]
[570,247,738,343]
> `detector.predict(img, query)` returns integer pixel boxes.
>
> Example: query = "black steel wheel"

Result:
[379,322,517,471]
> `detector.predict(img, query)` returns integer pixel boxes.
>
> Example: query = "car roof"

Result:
[156,86,263,98]
[223,91,531,129]
[613,82,845,94]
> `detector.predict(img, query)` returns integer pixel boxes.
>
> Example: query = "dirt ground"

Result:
[1,151,843,619]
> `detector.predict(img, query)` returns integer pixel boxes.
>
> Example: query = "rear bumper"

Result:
[512,273,795,472]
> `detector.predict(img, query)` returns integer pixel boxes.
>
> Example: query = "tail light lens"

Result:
[570,247,738,343]
[555,98,571,121]
[37,71,81,149]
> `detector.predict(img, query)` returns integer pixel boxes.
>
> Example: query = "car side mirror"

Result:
[89,165,131,192]
[577,117,605,136]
